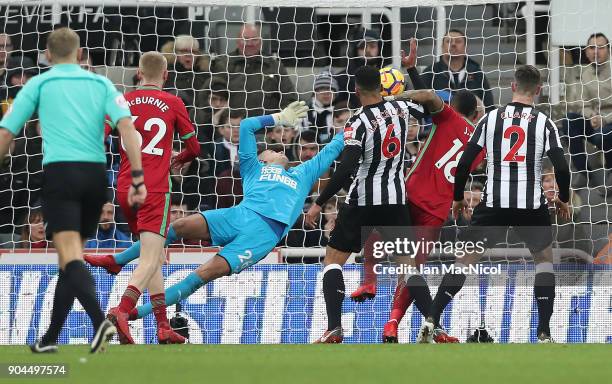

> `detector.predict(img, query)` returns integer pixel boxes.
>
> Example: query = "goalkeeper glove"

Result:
[272,101,309,127]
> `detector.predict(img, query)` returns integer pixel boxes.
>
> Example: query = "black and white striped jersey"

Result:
[469,102,562,209]
[343,100,426,206]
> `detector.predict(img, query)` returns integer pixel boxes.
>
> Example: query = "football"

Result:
[379,67,405,96]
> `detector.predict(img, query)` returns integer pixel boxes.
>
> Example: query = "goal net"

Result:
[0,0,610,344]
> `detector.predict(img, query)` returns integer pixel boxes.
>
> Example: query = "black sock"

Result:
[323,266,345,331]
[405,275,432,318]
[41,270,75,345]
[534,272,555,336]
[430,272,466,327]
[64,260,104,330]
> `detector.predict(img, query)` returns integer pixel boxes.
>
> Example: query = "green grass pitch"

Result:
[0,344,610,383]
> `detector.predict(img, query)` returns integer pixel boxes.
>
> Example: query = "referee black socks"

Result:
[430,267,467,327]
[64,260,105,331]
[323,264,345,331]
[41,270,75,345]
[534,263,556,336]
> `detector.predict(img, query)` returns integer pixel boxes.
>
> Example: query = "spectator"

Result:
[565,33,612,189]
[542,167,591,255]
[193,78,229,144]
[421,29,494,110]
[19,208,50,249]
[332,102,351,135]
[210,108,242,176]
[169,194,189,224]
[163,35,211,119]
[85,201,131,249]
[265,125,285,145]
[0,33,13,98]
[0,121,42,248]
[212,109,245,208]
[209,23,298,116]
[293,129,319,163]
[336,29,383,108]
[209,81,229,126]
[1,56,38,117]
[301,70,339,143]
[79,48,95,72]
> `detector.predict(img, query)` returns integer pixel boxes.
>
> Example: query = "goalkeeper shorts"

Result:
[201,205,282,274]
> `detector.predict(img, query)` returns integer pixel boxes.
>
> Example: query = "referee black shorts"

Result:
[42,162,108,239]
[459,202,553,253]
[328,203,412,253]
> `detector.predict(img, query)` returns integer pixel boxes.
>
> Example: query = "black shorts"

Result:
[42,162,108,239]
[459,203,552,253]
[328,203,412,253]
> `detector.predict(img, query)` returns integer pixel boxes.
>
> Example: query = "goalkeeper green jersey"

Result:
[0,63,131,165]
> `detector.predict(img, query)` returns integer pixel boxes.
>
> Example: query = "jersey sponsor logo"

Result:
[343,126,353,137]
[115,94,129,109]
[259,166,298,189]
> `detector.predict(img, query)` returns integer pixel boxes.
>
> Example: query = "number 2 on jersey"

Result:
[120,116,167,156]
[382,123,401,158]
[502,125,525,162]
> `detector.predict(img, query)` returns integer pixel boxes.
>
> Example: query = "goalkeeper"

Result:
[86,102,344,341]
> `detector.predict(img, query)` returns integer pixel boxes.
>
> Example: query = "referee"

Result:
[420,65,571,343]
[0,28,146,353]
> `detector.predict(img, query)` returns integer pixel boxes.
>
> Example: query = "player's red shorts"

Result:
[408,201,446,266]
[117,191,171,237]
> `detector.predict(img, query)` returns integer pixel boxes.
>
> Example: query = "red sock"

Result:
[389,283,414,323]
[150,293,169,328]
[118,285,141,313]
[363,232,382,285]
[128,308,138,321]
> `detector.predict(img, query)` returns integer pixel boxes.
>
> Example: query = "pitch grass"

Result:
[0,344,610,384]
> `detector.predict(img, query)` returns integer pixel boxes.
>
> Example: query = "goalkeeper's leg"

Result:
[130,256,228,320]
[85,212,210,274]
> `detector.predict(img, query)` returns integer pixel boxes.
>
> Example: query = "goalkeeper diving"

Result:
[86,102,344,341]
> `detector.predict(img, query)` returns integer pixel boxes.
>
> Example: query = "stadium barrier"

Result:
[0,249,609,344]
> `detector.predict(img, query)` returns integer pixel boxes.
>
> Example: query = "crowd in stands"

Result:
[0,24,610,263]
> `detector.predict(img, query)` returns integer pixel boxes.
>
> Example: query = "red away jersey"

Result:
[406,104,485,221]
[115,86,199,193]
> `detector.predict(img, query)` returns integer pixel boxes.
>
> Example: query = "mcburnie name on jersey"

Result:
[259,166,298,189]
[127,96,170,113]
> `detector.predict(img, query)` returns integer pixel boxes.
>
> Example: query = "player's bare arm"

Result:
[387,89,443,114]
